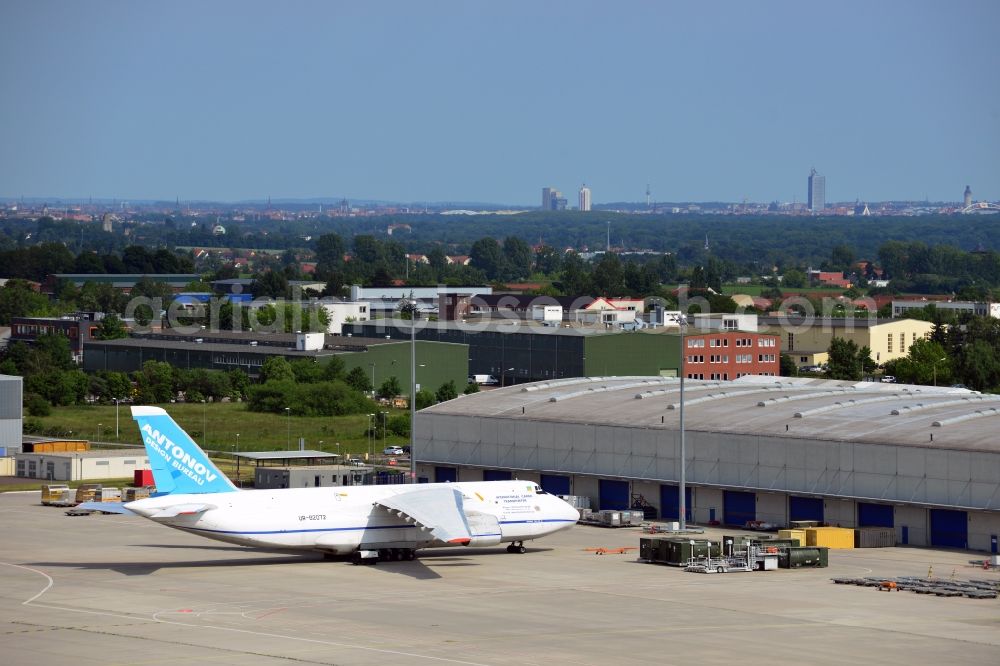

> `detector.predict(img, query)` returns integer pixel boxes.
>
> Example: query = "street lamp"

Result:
[367,413,375,482]
[114,398,120,440]
[284,407,291,450]
[409,298,417,484]
[235,433,240,486]
[202,399,207,447]
[370,362,377,399]
[933,356,947,387]
[97,423,102,443]
[381,411,388,453]
[678,315,688,531]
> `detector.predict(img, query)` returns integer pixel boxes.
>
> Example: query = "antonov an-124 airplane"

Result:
[84,406,579,564]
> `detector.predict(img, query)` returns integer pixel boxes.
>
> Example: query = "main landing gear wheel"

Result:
[506,542,526,554]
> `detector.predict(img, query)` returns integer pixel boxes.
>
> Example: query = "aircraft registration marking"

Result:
[298,514,326,521]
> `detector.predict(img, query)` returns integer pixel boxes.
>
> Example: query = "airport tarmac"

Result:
[1,491,998,666]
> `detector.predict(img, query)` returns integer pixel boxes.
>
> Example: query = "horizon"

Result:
[2,1,998,203]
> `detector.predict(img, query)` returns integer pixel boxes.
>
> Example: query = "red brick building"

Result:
[681,331,781,381]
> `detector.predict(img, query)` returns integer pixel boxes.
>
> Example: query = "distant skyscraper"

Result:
[964,185,973,208]
[808,168,826,213]
[542,187,565,211]
[578,184,591,211]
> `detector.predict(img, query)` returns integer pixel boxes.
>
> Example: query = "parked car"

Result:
[383,446,404,456]
[880,375,896,383]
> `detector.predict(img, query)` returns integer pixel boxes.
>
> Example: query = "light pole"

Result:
[370,362,377,399]
[409,298,417,484]
[284,407,291,450]
[367,413,375,482]
[933,357,946,387]
[202,399,207,447]
[114,398,120,440]
[381,411,388,453]
[97,423,102,443]
[678,315,687,530]
[235,433,240,486]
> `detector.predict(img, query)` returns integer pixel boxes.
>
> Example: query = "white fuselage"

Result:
[125,481,579,554]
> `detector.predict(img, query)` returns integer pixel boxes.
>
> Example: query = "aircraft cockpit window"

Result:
[535,486,546,495]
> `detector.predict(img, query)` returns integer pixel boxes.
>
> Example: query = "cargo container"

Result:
[73,484,102,504]
[96,487,121,502]
[123,486,151,501]
[855,527,895,548]
[640,537,722,566]
[806,527,855,549]
[40,484,70,505]
[23,440,89,453]
[779,529,806,547]
[133,469,154,487]
[778,547,829,568]
[789,520,820,529]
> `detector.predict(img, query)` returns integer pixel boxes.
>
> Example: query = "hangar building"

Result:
[415,376,1000,552]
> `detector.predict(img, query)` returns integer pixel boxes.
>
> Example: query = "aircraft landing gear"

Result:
[506,542,526,554]
[354,548,416,564]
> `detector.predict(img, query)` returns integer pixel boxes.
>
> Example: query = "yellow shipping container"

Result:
[806,527,855,549]
[779,529,806,548]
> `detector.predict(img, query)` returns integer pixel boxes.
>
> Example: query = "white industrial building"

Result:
[415,376,1000,552]
[15,449,149,481]
[0,374,22,456]
[319,301,370,334]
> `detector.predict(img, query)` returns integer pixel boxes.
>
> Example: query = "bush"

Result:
[24,392,51,417]
[23,418,43,434]
[247,379,378,416]
[387,414,410,438]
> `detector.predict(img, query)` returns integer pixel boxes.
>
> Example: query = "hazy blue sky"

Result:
[1,1,997,204]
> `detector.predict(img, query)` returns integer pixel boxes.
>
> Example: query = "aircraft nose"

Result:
[557,496,580,523]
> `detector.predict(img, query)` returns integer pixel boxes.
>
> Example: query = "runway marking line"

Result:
[0,560,491,666]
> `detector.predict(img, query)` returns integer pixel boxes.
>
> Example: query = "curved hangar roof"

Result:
[423,376,1000,454]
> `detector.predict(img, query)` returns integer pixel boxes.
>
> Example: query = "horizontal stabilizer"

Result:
[149,503,216,519]
[76,501,135,515]
[375,487,472,545]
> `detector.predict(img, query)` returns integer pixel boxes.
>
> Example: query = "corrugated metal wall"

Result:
[0,375,23,451]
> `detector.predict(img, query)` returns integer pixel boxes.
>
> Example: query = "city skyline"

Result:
[1,1,998,204]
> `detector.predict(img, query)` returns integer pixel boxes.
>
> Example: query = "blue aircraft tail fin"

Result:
[131,406,237,495]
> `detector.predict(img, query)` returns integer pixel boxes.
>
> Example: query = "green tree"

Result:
[592,252,626,296]
[463,381,480,394]
[346,366,372,393]
[435,380,458,403]
[95,313,128,340]
[377,376,403,400]
[825,337,862,381]
[135,360,175,403]
[260,356,295,383]
[892,339,950,385]
[779,354,798,377]
[501,236,533,280]
[415,388,436,410]
[0,279,53,324]
[782,269,808,289]
[255,271,288,299]
[470,237,503,280]
[227,368,251,400]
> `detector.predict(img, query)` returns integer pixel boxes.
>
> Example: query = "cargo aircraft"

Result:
[85,406,578,564]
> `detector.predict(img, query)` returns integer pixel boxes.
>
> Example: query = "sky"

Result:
[1,1,998,205]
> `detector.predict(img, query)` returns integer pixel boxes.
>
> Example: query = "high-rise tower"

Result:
[578,184,591,211]
[808,168,826,213]
[964,185,973,208]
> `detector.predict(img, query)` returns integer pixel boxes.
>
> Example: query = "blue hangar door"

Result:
[483,469,512,481]
[857,502,894,528]
[599,479,630,510]
[540,474,571,496]
[659,484,692,522]
[723,491,756,526]
[789,496,824,523]
[930,509,968,549]
[434,466,457,483]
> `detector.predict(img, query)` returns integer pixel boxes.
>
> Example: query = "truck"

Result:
[469,374,499,385]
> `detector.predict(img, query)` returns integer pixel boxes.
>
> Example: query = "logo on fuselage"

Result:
[141,422,217,486]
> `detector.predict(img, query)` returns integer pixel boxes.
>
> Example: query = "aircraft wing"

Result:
[375,487,472,544]
[76,501,135,515]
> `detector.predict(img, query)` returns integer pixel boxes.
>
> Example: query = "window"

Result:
[787,333,794,352]
[887,333,893,353]
[124,459,136,465]
[800,356,808,363]
[96,460,109,466]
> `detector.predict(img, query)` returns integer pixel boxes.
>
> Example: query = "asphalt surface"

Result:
[1,491,999,665]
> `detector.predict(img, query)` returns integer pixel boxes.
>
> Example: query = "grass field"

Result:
[28,402,409,459]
